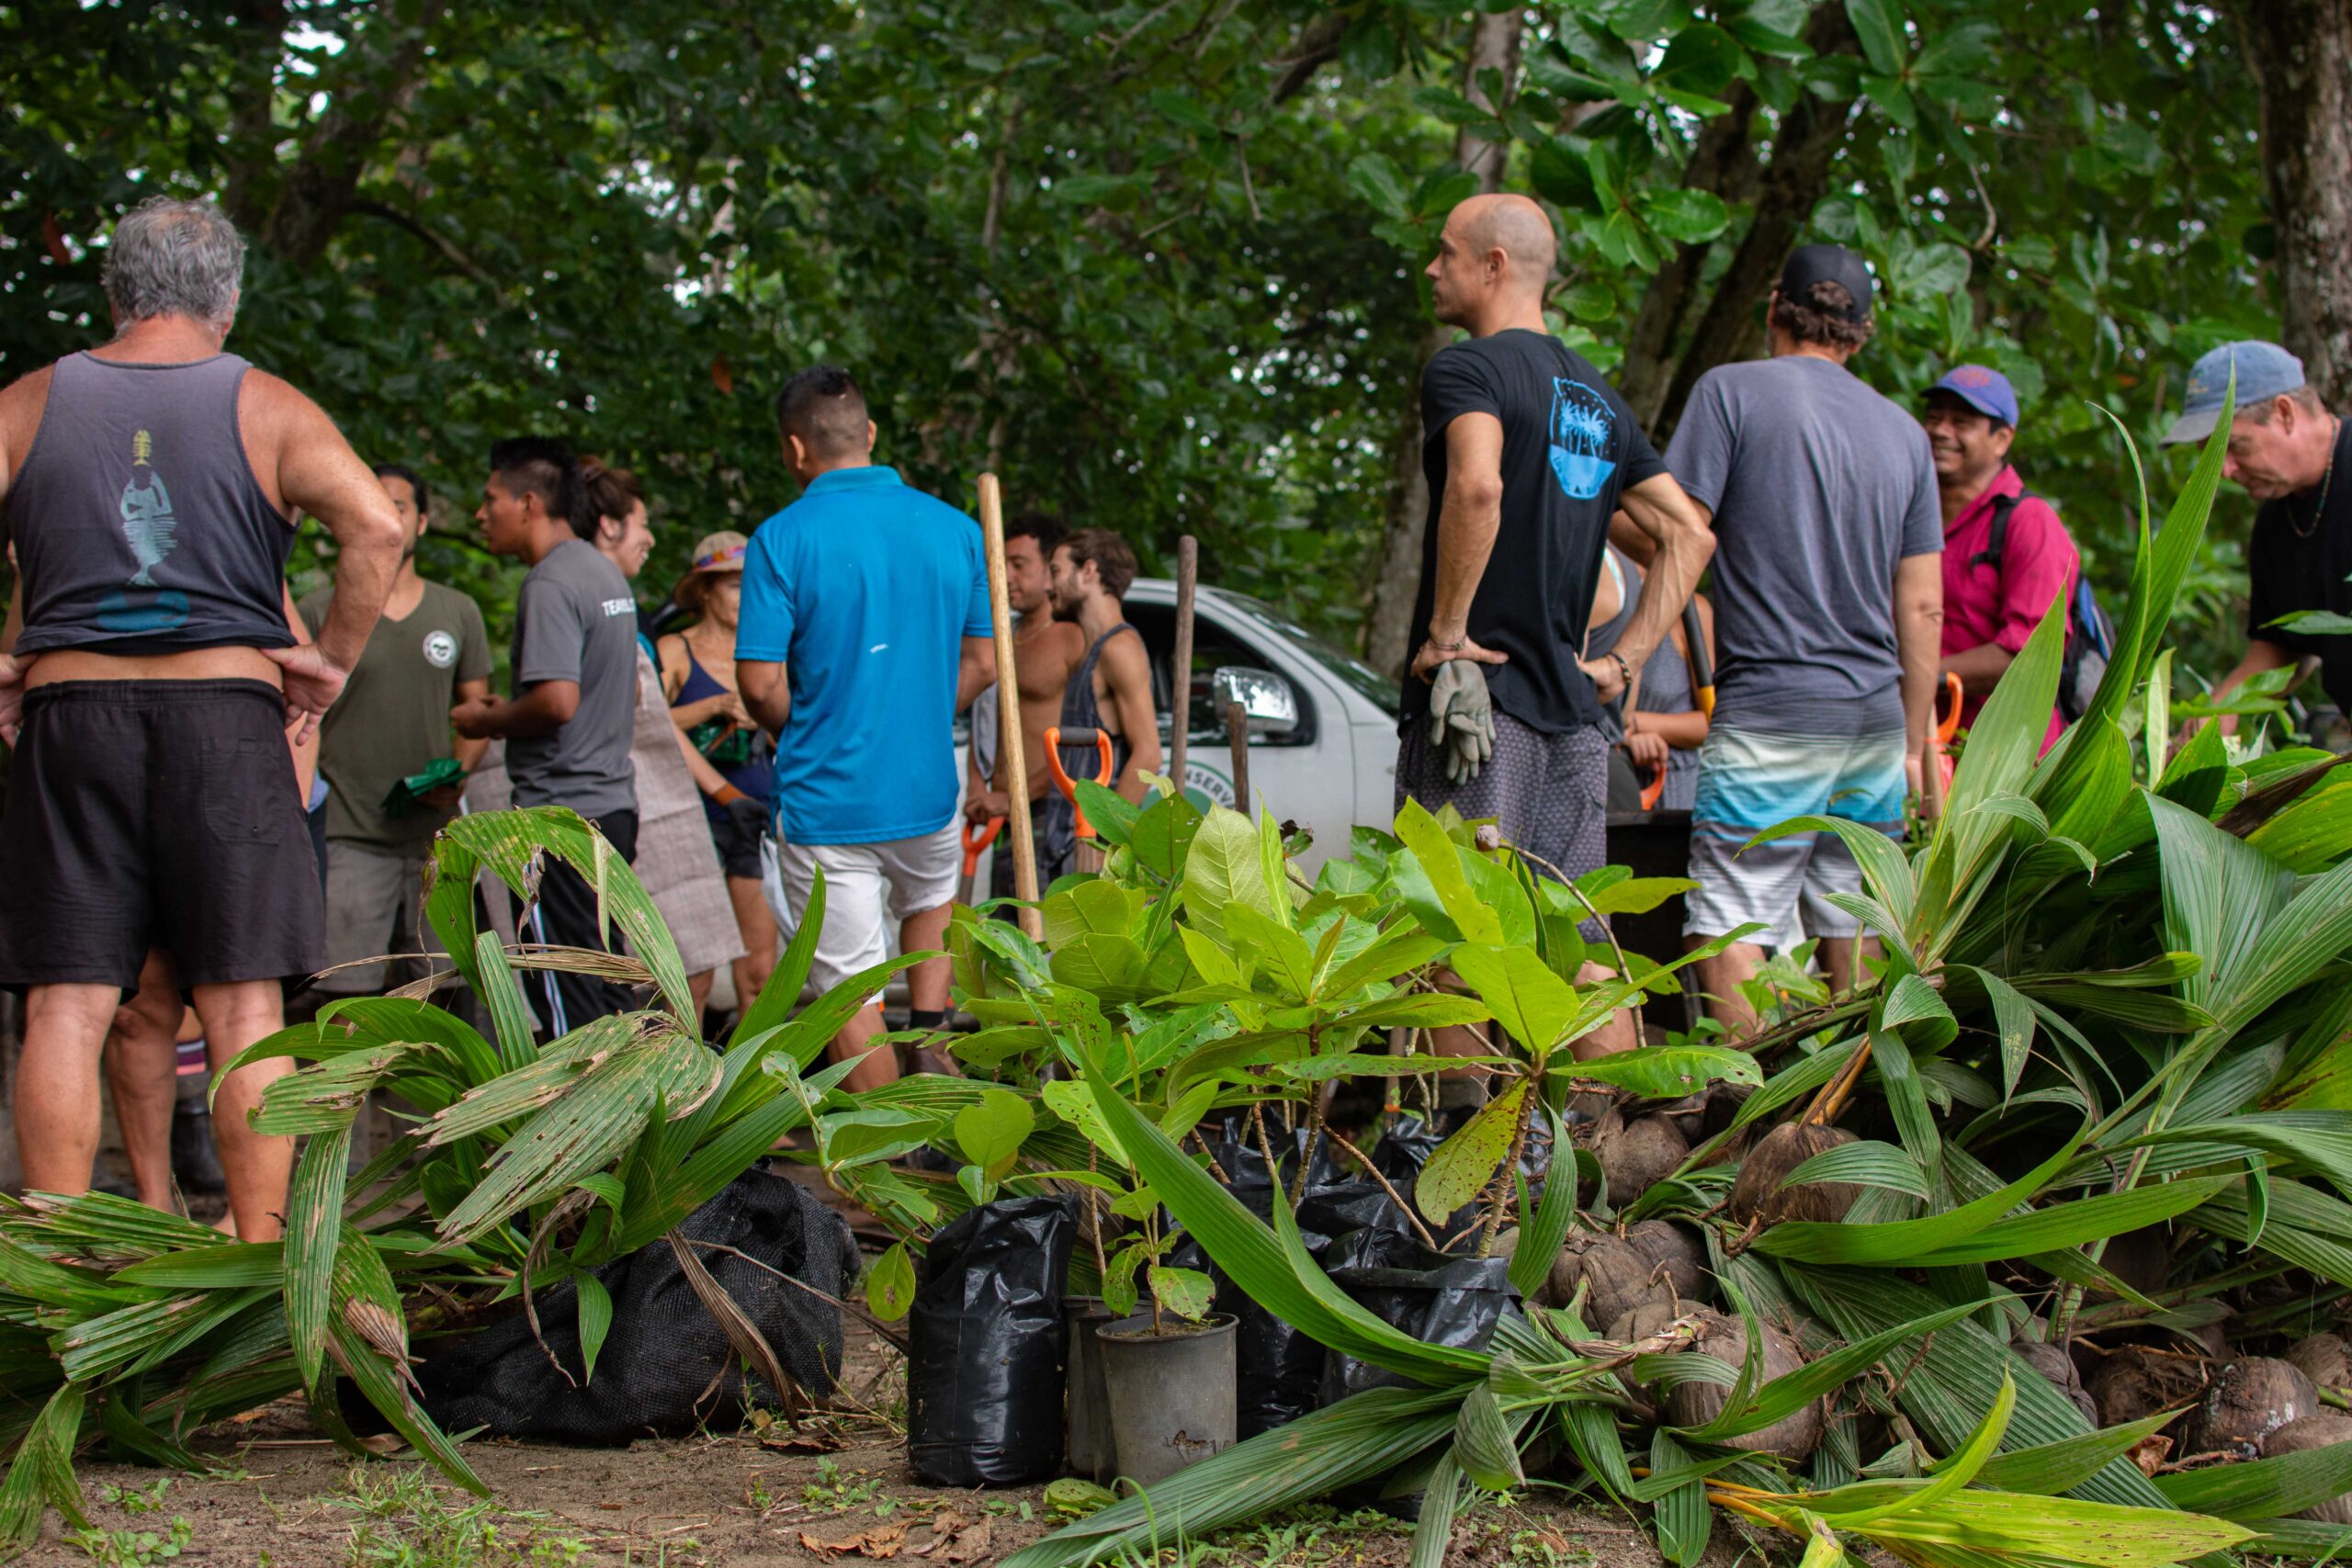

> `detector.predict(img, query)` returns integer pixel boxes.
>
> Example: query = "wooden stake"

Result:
[1227,699,1250,808]
[978,474,1044,940]
[1170,535,1197,797]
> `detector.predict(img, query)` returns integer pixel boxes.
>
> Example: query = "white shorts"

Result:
[773,821,961,997]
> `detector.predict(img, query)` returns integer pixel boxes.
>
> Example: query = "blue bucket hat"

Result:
[2163,341,2307,445]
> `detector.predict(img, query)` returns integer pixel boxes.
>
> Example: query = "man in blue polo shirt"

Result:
[737,367,995,1089]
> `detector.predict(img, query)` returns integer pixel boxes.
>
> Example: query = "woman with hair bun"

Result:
[577,460,746,1017]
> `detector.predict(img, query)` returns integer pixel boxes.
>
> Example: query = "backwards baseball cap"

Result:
[1925,365,2020,428]
[2162,340,2307,445]
[1776,243,1873,322]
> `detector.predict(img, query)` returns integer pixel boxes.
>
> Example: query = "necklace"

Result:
[2290,416,2340,540]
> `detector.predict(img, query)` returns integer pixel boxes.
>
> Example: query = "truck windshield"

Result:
[1220,593,1399,714]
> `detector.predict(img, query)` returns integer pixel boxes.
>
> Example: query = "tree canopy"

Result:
[0,0,2324,683]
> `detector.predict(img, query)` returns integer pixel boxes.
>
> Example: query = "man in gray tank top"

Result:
[0,197,407,1241]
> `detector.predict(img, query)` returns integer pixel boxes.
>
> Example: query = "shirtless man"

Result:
[964,513,1086,888]
[1046,528,1161,806]
[0,197,405,1240]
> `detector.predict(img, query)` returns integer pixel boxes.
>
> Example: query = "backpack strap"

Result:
[1969,490,2038,571]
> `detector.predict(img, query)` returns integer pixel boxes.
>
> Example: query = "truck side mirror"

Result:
[1211,666,1298,736]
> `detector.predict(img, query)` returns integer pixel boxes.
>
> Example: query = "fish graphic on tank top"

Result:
[1548,377,1618,501]
[98,428,190,633]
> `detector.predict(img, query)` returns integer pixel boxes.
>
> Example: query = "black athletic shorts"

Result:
[0,678,324,992]
[706,799,766,882]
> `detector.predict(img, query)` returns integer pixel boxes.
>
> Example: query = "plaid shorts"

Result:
[1396,712,1608,915]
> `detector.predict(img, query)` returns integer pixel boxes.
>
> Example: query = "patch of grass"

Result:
[67,1515,194,1566]
[1105,1503,1400,1566]
[322,1465,589,1568]
[800,1455,899,1517]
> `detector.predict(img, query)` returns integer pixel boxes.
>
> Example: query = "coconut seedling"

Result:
[2186,1357,2323,1457]
[2262,1413,2352,1524]
[2087,1345,2211,1429]
[2287,1331,2352,1393]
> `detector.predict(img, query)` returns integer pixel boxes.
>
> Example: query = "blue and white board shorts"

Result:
[1682,722,1906,951]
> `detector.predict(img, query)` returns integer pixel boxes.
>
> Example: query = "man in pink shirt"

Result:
[1922,366,2078,752]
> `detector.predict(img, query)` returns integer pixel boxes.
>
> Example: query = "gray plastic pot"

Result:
[1095,1312,1238,1486]
[1062,1295,1117,1483]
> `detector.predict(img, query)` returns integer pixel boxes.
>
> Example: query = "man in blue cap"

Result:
[2169,342,2348,729]
[1921,365,2079,753]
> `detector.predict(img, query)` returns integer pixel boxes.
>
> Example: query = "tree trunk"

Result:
[2235,0,2352,406]
[1616,76,1768,429]
[1652,6,1860,441]
[1361,12,1524,674]
[263,0,448,269]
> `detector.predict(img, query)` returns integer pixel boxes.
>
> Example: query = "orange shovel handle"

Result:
[1044,726,1116,840]
[961,816,1004,877]
[1935,671,1965,745]
[1638,760,1668,812]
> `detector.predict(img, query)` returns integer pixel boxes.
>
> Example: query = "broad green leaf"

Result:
[575,1273,614,1382]
[1182,806,1276,942]
[1226,902,1317,1000]
[1508,1105,1578,1301]
[1416,1078,1528,1222]
[953,1088,1035,1176]
[1393,799,1503,944]
[1000,1387,1460,1568]
[2155,1427,2352,1520]
[284,1122,354,1395]
[1844,0,1906,75]
[1449,942,1577,1050]
[1148,1264,1215,1322]
[1453,1382,1524,1491]
[1568,1043,1763,1098]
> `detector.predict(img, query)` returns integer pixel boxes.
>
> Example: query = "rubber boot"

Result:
[172,1098,228,1197]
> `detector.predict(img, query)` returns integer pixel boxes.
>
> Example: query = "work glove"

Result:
[723,792,772,839]
[1427,659,1496,784]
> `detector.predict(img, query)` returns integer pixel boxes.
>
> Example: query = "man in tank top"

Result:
[1046,527,1161,807]
[0,197,407,1240]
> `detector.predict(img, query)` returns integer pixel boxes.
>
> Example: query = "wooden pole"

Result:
[1226,700,1250,809]
[978,474,1044,940]
[1170,535,1198,798]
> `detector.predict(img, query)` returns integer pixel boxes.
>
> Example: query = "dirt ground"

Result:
[50,1311,1765,1568]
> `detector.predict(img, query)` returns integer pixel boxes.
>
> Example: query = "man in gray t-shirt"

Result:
[452,436,642,1035]
[1662,245,1943,1034]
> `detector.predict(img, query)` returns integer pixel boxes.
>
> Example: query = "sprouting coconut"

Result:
[1624,1220,1709,1301]
[1588,1110,1690,1206]
[1726,1122,1860,1227]
[2010,1337,2098,1427]
[2086,1346,2209,1429]
[2287,1332,2352,1392]
[2187,1358,2321,1456]
[1604,1300,1684,1422]
[1638,1308,1824,1462]
[2262,1413,2352,1524]
[2086,1226,2172,1303]
[1541,1220,1710,1326]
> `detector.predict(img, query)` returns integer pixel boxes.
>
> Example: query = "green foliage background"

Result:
[0,0,2288,679]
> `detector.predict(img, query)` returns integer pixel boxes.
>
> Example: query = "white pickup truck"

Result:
[966,580,1405,875]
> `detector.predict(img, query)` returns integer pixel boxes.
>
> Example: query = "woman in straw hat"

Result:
[659,530,780,1012]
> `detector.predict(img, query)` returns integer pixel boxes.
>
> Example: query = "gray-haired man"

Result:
[0,197,405,1239]
[2169,341,2349,732]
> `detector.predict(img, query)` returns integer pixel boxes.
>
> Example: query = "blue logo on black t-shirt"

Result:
[1549,378,1617,501]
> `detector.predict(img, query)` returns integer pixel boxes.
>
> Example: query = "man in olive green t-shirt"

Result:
[296,465,492,995]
